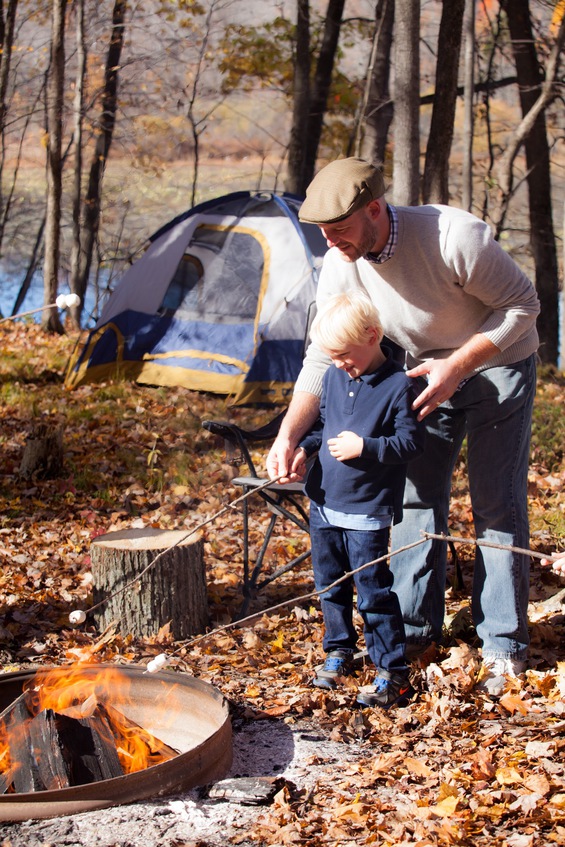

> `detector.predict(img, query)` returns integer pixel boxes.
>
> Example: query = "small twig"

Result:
[87,476,284,614]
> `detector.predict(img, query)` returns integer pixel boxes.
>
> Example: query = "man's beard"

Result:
[336,219,377,263]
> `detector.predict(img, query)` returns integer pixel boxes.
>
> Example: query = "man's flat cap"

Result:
[298,158,386,225]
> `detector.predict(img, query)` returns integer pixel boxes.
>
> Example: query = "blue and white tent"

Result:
[66,191,327,405]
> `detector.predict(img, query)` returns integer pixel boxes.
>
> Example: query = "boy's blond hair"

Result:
[310,291,383,352]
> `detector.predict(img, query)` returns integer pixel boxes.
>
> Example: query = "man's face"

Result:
[319,207,378,263]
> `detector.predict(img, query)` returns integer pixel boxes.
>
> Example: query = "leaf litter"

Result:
[0,325,563,846]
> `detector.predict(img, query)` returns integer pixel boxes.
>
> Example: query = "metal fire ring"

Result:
[0,664,232,822]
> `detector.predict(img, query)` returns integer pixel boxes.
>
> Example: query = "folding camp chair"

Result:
[202,412,311,617]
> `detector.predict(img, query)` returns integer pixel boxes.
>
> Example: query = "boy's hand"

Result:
[327,431,363,461]
[540,551,565,578]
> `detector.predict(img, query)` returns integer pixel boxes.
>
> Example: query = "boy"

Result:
[290,291,425,709]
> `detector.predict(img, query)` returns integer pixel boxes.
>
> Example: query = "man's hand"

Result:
[407,359,462,420]
[266,391,321,481]
[407,334,500,420]
[267,436,301,483]
[327,431,363,461]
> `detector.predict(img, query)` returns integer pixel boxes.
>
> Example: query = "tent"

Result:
[65,190,327,405]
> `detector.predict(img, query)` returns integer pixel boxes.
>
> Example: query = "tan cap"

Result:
[298,158,386,224]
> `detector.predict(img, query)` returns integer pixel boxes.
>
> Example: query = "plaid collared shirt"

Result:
[365,204,398,264]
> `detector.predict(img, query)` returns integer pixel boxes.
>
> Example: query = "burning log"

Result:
[4,696,45,794]
[29,709,124,789]
[91,528,208,639]
[0,665,232,821]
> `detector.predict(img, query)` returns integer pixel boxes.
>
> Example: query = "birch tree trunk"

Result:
[461,0,475,212]
[392,0,419,206]
[42,0,66,334]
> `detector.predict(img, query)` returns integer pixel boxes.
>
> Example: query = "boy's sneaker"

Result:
[476,657,527,697]
[356,669,415,709]
[312,649,354,690]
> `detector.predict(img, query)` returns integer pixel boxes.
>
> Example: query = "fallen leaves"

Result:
[0,327,564,846]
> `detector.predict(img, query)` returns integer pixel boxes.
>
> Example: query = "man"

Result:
[267,157,539,697]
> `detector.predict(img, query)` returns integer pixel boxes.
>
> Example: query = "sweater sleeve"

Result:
[298,371,328,455]
[445,215,540,353]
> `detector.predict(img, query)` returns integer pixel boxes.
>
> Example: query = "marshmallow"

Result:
[56,293,81,309]
[146,653,169,673]
[69,609,87,624]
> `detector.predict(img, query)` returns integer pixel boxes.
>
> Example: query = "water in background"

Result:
[0,265,107,329]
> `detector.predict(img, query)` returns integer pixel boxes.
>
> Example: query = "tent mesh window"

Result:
[160,226,265,324]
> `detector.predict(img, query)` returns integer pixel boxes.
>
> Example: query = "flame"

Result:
[24,663,131,718]
[0,663,178,789]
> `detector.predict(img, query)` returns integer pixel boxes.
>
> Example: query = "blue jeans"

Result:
[390,356,536,660]
[309,506,408,672]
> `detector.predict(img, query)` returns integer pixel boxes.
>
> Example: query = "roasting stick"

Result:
[157,532,563,669]
[69,474,288,628]
[68,487,560,671]
[0,293,81,325]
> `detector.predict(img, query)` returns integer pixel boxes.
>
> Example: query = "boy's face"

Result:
[326,334,379,379]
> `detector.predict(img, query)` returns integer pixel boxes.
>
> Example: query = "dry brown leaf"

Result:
[496,766,523,786]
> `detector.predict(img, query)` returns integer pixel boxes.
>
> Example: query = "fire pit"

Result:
[0,664,232,822]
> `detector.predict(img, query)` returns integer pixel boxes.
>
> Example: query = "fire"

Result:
[0,663,179,792]
[24,663,127,718]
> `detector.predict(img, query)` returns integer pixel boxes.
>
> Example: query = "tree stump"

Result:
[90,528,208,639]
[19,423,64,479]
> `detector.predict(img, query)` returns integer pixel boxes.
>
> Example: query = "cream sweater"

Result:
[295,204,540,398]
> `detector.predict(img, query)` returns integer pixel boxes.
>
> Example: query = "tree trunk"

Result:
[76,0,128,316]
[42,0,66,334]
[69,0,87,330]
[422,0,465,204]
[303,0,345,188]
[357,0,394,166]
[392,0,420,205]
[286,0,346,196]
[461,0,475,212]
[286,0,310,196]
[91,528,208,640]
[500,0,560,366]
[0,0,18,257]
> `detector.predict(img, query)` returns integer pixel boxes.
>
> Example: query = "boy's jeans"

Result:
[309,506,407,672]
[390,356,536,660]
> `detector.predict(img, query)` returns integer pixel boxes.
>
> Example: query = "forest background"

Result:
[0,0,563,360]
[0,2,564,845]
